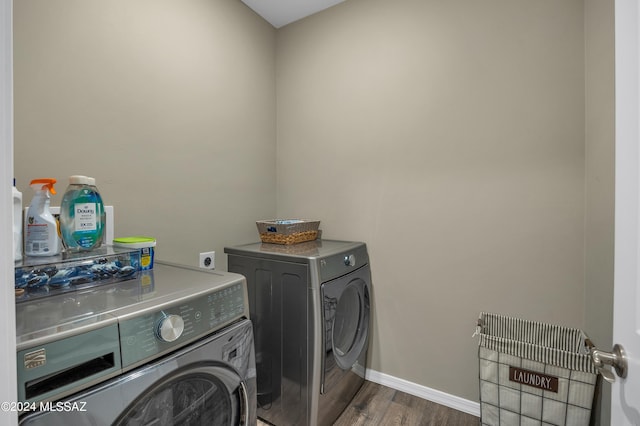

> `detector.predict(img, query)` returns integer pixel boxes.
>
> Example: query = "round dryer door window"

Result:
[330,279,370,370]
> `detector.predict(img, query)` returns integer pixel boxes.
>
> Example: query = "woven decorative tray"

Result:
[256,220,320,245]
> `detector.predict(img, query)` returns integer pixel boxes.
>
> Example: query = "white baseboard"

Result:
[365,369,481,418]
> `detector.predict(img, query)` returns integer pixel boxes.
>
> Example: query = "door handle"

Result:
[589,343,627,383]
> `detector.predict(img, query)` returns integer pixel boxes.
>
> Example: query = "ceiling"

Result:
[240,0,347,28]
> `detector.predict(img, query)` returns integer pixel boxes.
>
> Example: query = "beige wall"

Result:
[276,0,587,402]
[585,0,615,424]
[13,0,277,270]
[13,0,615,415]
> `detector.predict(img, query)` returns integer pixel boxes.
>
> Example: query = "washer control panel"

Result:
[119,282,245,368]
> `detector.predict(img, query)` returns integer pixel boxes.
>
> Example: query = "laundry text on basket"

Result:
[509,366,559,392]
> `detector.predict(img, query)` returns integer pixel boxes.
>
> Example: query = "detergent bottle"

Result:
[24,178,62,257]
[59,175,105,251]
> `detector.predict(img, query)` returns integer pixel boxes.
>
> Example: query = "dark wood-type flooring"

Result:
[258,380,480,426]
[334,381,479,426]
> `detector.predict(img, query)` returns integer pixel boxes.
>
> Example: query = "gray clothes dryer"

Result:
[225,239,372,426]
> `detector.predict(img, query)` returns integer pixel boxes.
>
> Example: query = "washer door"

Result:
[321,265,370,394]
[114,362,248,426]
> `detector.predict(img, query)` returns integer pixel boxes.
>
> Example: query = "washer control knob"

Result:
[156,314,185,343]
[344,254,356,267]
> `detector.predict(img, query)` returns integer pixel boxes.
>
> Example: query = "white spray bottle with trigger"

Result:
[24,178,62,257]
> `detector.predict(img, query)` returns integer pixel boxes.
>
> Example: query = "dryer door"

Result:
[321,265,371,394]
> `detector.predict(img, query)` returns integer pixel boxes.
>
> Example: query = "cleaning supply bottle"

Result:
[24,178,61,257]
[13,179,22,261]
[88,177,106,242]
[59,175,105,251]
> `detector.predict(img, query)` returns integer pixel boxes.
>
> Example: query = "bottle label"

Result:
[74,203,97,232]
[26,222,50,253]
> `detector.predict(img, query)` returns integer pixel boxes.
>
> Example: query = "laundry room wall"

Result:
[11,0,616,419]
[276,0,588,404]
[13,0,277,270]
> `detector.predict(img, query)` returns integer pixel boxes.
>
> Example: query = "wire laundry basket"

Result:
[475,312,599,426]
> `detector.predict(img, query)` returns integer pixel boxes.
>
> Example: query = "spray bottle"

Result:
[24,178,62,257]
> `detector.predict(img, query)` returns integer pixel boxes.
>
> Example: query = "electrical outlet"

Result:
[199,251,215,269]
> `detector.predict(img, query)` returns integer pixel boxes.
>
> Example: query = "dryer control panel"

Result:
[119,281,245,369]
[319,245,369,282]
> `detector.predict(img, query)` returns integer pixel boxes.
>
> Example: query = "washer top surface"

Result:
[225,239,366,262]
[16,261,247,349]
